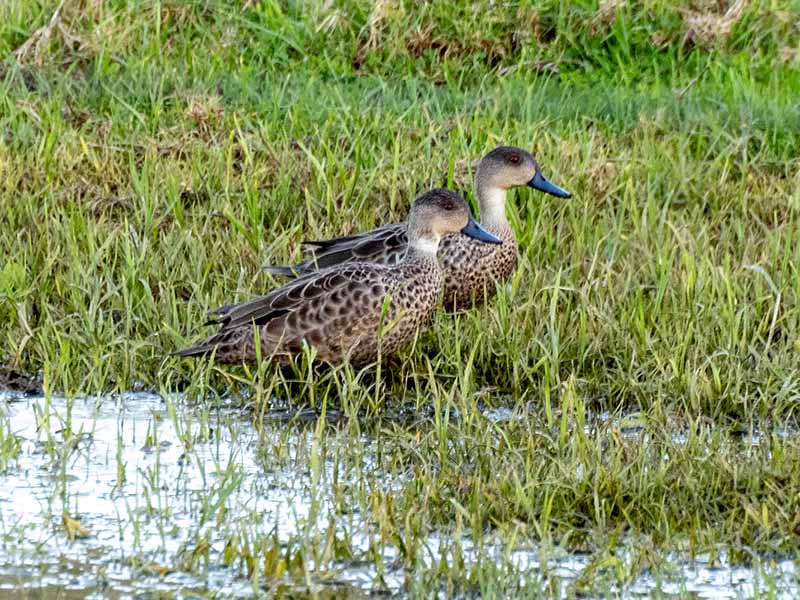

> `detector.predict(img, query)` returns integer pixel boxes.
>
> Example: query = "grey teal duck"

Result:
[175,189,501,365]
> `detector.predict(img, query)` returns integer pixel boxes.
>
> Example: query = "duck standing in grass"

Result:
[175,189,501,366]
[265,146,571,309]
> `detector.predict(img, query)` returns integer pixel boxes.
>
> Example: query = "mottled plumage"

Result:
[265,146,571,309]
[175,189,501,365]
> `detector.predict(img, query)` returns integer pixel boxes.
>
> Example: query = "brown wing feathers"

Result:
[176,265,389,359]
[264,224,409,278]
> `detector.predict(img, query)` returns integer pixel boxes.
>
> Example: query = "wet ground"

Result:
[0,391,797,598]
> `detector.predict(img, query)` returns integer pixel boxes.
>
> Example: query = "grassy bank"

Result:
[2,0,800,595]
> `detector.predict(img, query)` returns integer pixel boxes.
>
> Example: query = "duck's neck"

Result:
[404,231,441,267]
[475,173,508,229]
[408,237,440,257]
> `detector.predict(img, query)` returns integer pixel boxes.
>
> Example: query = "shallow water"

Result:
[0,391,797,598]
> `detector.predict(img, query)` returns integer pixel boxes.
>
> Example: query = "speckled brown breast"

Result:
[438,224,518,310]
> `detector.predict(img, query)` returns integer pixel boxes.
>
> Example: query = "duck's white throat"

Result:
[410,237,440,256]
[479,187,508,227]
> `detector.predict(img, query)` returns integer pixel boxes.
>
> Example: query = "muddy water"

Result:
[0,392,796,598]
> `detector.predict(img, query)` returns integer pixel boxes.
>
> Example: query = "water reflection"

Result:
[0,392,796,598]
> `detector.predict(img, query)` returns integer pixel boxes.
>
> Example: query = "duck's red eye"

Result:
[508,154,520,164]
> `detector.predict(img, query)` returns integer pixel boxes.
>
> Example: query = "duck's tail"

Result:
[262,264,304,278]
[172,329,244,361]
[171,342,217,358]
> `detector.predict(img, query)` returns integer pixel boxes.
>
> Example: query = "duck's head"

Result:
[475,146,571,223]
[407,188,502,255]
[477,146,572,197]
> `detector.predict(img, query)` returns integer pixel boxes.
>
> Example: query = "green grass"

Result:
[2,0,800,596]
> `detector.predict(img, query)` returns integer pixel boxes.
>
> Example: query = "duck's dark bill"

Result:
[528,170,571,198]
[461,218,502,244]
